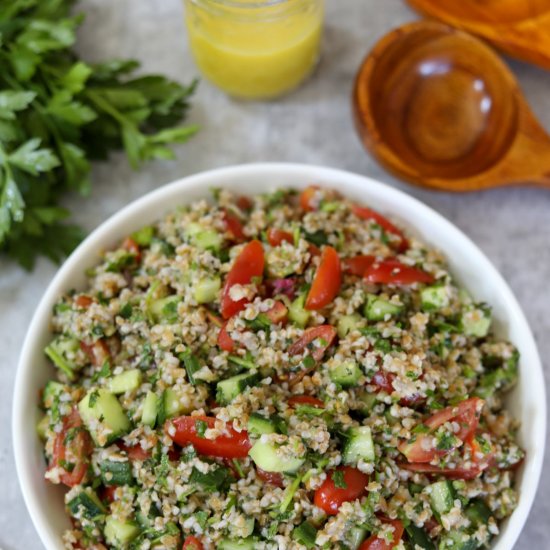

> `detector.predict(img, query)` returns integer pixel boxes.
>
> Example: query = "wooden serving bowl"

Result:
[353,21,550,192]
[407,0,550,70]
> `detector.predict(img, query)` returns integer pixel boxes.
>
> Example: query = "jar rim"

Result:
[189,0,298,9]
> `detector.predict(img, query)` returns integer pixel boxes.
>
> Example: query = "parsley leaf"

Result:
[331,469,347,489]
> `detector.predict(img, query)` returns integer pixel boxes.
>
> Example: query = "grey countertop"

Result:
[1,0,548,548]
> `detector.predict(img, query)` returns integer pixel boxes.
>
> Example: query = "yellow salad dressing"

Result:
[184,0,324,99]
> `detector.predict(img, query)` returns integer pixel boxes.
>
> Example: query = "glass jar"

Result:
[184,0,325,100]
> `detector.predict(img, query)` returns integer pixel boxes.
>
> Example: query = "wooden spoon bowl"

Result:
[407,0,550,70]
[353,21,550,191]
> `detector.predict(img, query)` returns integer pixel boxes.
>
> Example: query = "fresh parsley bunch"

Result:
[0,0,198,268]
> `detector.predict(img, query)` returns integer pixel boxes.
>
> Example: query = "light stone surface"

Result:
[1,0,549,548]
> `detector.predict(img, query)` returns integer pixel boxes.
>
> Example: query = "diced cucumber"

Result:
[465,498,492,526]
[247,413,277,435]
[430,480,455,515]
[329,361,362,387]
[141,391,158,427]
[104,515,140,547]
[185,222,222,251]
[108,369,142,394]
[421,285,450,311]
[229,517,255,538]
[194,276,221,304]
[163,388,186,419]
[364,294,403,321]
[288,293,310,328]
[405,524,436,550]
[461,305,491,338]
[149,295,180,324]
[217,538,257,550]
[248,439,305,473]
[131,225,154,246]
[42,380,65,408]
[44,336,80,380]
[78,388,131,446]
[67,488,106,520]
[216,372,260,405]
[355,390,378,416]
[36,415,49,440]
[292,521,317,549]
[337,313,363,338]
[438,530,477,550]
[343,426,375,463]
[346,526,367,550]
[100,460,134,486]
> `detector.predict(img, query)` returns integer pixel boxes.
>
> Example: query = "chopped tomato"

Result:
[256,467,284,488]
[267,228,293,247]
[372,371,395,393]
[117,442,152,461]
[342,255,376,276]
[221,240,265,319]
[74,295,93,308]
[265,301,288,324]
[236,196,253,211]
[399,398,484,463]
[80,339,110,367]
[222,208,246,241]
[167,415,251,458]
[305,246,341,310]
[399,461,487,480]
[288,325,337,361]
[358,518,404,550]
[122,237,142,262]
[218,322,236,352]
[100,485,117,503]
[314,466,369,515]
[352,205,409,253]
[363,259,434,285]
[288,395,325,408]
[300,185,321,211]
[49,409,92,487]
[182,536,203,550]
[308,243,321,257]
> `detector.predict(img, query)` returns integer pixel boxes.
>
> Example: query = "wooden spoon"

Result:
[353,21,550,192]
[407,0,550,70]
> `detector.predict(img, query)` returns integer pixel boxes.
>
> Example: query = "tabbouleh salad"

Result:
[39,185,524,550]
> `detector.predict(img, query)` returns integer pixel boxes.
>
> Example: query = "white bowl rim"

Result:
[13,162,546,550]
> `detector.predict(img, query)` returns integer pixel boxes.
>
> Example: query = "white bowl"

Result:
[13,163,546,550]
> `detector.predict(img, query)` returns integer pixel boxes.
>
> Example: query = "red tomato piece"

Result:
[399,461,487,480]
[117,442,152,461]
[49,409,92,487]
[167,415,251,458]
[221,240,265,319]
[308,243,321,257]
[265,301,288,325]
[288,325,337,362]
[352,205,409,253]
[267,228,294,247]
[363,259,434,285]
[372,371,395,393]
[305,246,342,310]
[267,277,296,299]
[80,339,110,367]
[314,466,369,515]
[399,398,484,463]
[288,395,325,408]
[218,322,236,352]
[222,208,246,241]
[342,255,376,276]
[358,518,404,550]
[300,185,321,211]
[182,536,203,550]
[256,467,284,488]
[74,295,93,308]
[236,196,253,211]
[122,237,142,263]
[100,485,117,503]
